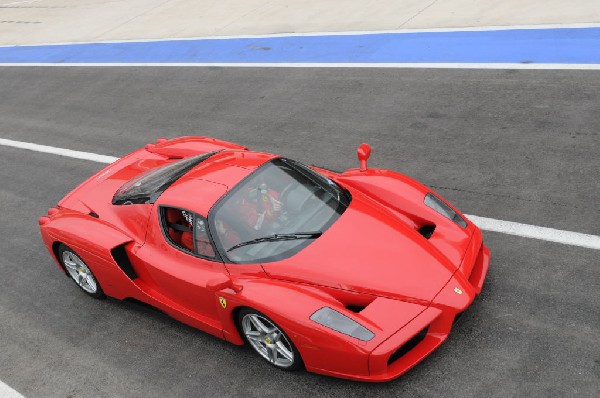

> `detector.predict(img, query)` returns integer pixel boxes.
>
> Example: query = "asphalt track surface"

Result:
[0,67,598,397]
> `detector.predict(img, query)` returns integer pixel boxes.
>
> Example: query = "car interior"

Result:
[162,207,216,258]
[163,207,194,251]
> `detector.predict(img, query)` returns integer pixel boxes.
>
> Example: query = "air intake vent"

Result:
[388,326,429,365]
[111,245,138,280]
[418,225,436,239]
[345,305,366,313]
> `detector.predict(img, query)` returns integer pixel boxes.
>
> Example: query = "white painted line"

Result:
[1,22,599,47]
[1,138,598,249]
[0,138,118,164]
[0,63,599,70]
[465,215,600,250]
[0,380,25,398]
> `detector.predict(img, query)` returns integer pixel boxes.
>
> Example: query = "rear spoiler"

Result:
[145,136,248,159]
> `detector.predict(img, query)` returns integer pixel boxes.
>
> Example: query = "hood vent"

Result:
[418,224,436,239]
[345,305,366,313]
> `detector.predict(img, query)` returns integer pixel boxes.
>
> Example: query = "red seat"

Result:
[165,209,193,251]
[181,231,194,251]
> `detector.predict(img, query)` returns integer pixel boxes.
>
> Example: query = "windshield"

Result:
[112,151,217,205]
[210,158,350,263]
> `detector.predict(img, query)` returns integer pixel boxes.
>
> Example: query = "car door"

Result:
[134,205,228,329]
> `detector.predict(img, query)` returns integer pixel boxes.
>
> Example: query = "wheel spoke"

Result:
[245,331,263,342]
[85,275,96,291]
[248,315,261,331]
[276,341,293,362]
[247,336,263,343]
[63,253,77,268]
[267,344,278,363]
[64,263,77,274]
[250,315,271,334]
[271,331,281,343]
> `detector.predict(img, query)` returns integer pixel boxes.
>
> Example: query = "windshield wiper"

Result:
[226,231,322,253]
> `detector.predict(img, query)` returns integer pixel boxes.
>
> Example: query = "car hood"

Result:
[262,190,458,304]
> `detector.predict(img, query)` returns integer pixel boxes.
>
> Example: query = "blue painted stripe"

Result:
[1,28,599,64]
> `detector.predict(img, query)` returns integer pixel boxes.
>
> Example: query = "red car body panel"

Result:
[39,136,490,382]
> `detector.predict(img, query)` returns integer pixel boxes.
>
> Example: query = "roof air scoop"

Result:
[357,143,371,172]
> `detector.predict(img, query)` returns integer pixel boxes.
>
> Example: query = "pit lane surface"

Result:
[0,67,598,397]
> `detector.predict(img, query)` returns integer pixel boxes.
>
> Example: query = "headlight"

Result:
[310,307,375,341]
[424,193,467,228]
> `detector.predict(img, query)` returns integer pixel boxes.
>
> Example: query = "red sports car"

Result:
[39,136,490,382]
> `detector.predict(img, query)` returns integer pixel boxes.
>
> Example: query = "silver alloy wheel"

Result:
[62,250,98,294]
[241,313,295,368]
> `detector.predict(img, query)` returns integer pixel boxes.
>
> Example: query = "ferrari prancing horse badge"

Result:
[219,297,227,309]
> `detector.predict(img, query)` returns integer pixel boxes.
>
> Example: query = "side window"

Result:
[161,207,216,259]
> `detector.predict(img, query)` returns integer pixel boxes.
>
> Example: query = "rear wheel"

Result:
[239,308,302,371]
[58,244,105,299]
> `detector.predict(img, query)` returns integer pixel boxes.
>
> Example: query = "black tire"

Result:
[238,308,303,371]
[57,243,106,299]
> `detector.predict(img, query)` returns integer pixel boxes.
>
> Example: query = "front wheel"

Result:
[239,308,303,371]
[58,244,105,299]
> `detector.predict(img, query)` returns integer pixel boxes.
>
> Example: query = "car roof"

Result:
[156,149,277,216]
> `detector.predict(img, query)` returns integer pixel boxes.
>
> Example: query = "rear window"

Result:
[112,152,216,205]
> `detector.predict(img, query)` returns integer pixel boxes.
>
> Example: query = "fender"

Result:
[214,278,373,377]
[337,168,461,228]
[40,209,136,298]
[336,168,476,268]
[214,278,429,378]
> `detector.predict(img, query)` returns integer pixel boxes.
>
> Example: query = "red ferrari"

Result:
[39,136,490,382]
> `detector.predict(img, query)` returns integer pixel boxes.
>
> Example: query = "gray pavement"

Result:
[0,67,598,397]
